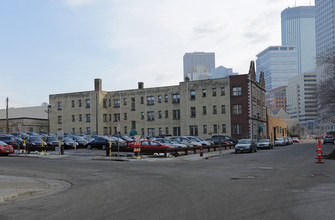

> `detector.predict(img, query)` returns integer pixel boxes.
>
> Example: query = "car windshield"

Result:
[258,139,269,143]
[63,138,73,142]
[0,141,7,145]
[277,138,284,141]
[47,136,58,141]
[238,139,251,144]
[74,136,85,141]
[30,136,42,141]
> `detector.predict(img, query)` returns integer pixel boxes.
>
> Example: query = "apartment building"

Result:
[49,62,266,139]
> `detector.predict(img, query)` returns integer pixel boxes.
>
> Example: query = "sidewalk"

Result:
[0,175,49,203]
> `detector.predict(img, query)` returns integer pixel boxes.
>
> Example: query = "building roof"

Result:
[0,106,48,120]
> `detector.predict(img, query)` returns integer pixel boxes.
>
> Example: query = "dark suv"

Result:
[323,135,334,144]
[0,135,19,147]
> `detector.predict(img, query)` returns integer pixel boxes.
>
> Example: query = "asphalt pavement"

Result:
[0,147,235,203]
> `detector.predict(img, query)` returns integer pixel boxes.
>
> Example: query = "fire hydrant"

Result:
[200,147,204,157]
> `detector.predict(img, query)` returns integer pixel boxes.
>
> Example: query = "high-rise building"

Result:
[315,0,335,132]
[315,0,335,56]
[266,86,287,113]
[286,71,318,133]
[256,46,298,92]
[281,6,316,74]
[183,52,215,80]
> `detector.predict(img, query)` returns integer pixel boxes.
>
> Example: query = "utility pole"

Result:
[6,97,9,133]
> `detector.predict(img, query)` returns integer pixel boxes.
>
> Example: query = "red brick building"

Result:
[266,86,287,113]
[230,61,267,140]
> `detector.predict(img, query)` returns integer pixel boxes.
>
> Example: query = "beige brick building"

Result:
[49,78,231,138]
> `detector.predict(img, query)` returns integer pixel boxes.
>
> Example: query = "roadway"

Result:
[0,141,334,220]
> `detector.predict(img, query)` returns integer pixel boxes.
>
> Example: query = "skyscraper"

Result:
[315,0,335,56]
[281,6,316,74]
[183,52,215,80]
[256,46,298,92]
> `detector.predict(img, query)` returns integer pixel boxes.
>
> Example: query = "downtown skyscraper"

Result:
[281,6,316,74]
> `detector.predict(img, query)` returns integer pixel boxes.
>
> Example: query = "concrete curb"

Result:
[0,189,45,203]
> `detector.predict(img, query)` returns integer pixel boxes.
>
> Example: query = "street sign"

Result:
[18,124,22,131]
[57,130,64,139]
[117,120,121,133]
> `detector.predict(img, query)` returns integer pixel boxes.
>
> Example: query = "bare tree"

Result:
[317,49,335,122]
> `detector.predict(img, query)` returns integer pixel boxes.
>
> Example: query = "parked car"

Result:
[288,137,293,144]
[0,135,20,147]
[323,135,334,144]
[275,138,285,146]
[87,136,116,150]
[184,136,212,146]
[256,139,273,150]
[155,138,188,148]
[27,136,45,146]
[292,137,300,143]
[235,139,257,153]
[73,136,88,148]
[62,137,78,149]
[207,136,235,145]
[128,140,174,149]
[0,141,14,156]
[282,137,290,145]
[211,135,238,144]
[169,137,202,147]
[46,136,61,146]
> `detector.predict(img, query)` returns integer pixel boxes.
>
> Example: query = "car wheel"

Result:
[235,150,239,154]
[254,147,257,152]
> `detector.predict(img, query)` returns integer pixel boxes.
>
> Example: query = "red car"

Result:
[0,141,14,156]
[292,137,300,143]
[129,140,174,149]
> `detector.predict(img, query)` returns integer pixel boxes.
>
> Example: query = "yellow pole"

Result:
[109,141,112,157]
[23,139,26,153]
[74,140,77,150]
[41,139,44,154]
[58,140,61,155]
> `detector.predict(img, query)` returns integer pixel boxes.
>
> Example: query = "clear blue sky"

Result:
[0,0,314,108]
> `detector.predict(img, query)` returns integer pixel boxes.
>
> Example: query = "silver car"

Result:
[235,139,257,153]
[256,139,273,149]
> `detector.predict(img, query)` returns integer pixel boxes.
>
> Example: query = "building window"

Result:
[147,111,155,121]
[165,127,169,135]
[86,127,91,135]
[123,98,127,105]
[158,111,162,119]
[158,95,162,103]
[141,112,144,120]
[147,96,154,105]
[57,101,62,110]
[124,113,127,120]
[71,100,75,108]
[172,94,180,103]
[58,116,62,124]
[86,99,91,108]
[233,87,242,96]
[148,128,155,137]
[202,89,206,97]
[221,105,226,114]
[212,88,217,96]
[131,98,135,111]
[113,99,120,108]
[141,97,144,104]
[79,114,82,122]
[233,104,242,115]
[165,110,168,118]
[159,128,162,135]
[191,107,196,118]
[109,99,111,107]
[213,105,217,114]
[233,124,242,134]
[103,114,108,122]
[190,90,196,100]
[203,106,207,115]
[72,115,75,122]
[203,125,207,134]
[222,124,227,133]
[104,127,108,135]
[165,95,168,102]
[103,99,107,108]
[114,114,120,122]
[79,127,82,134]
[124,126,128,135]
[173,110,180,120]
[86,114,91,122]
[189,125,198,136]
[131,121,136,129]
[72,128,75,134]
[173,127,181,136]
[141,128,144,135]
[214,124,218,134]
[114,127,117,134]
[109,114,112,121]
[221,87,225,96]
[78,100,82,107]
